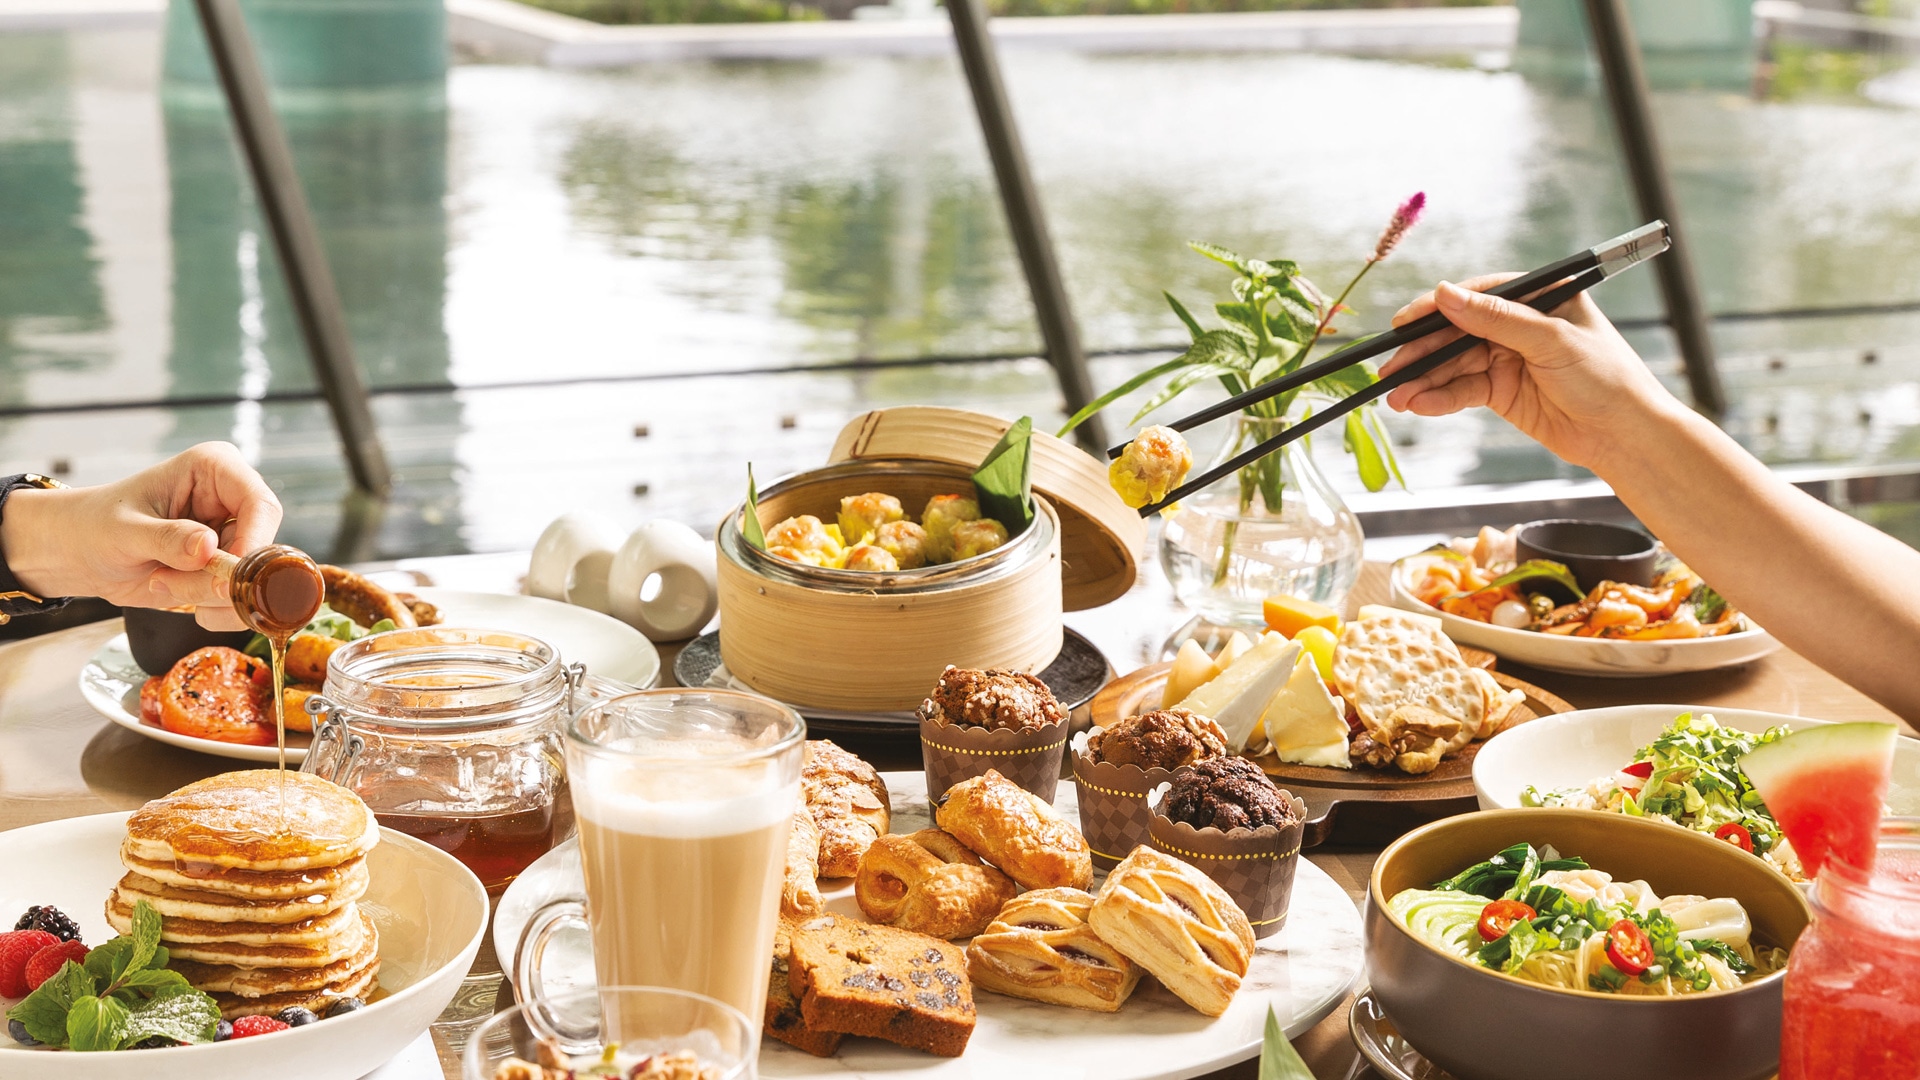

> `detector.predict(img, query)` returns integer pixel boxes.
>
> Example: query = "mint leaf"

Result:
[7,960,97,1046]
[66,994,130,1052]
[112,967,191,1003]
[120,985,222,1048]
[125,900,163,976]
[84,937,138,986]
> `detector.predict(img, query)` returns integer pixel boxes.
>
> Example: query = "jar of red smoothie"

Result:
[1780,817,1920,1080]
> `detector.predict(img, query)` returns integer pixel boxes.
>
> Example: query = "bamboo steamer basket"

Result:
[715,408,1143,713]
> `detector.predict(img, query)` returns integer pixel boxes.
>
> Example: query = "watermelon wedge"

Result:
[1740,722,1897,878]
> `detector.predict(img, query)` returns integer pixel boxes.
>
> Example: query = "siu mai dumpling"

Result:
[874,520,932,569]
[843,544,900,572]
[921,494,981,561]
[1109,425,1192,510]
[837,493,905,546]
[766,515,844,565]
[948,518,1009,561]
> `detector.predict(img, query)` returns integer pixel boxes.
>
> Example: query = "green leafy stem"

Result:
[1059,240,1409,586]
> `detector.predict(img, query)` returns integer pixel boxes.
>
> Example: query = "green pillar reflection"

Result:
[160,0,458,556]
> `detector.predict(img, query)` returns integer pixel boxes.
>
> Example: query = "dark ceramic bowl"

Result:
[1515,518,1658,592]
[120,606,254,676]
[1366,809,1810,1080]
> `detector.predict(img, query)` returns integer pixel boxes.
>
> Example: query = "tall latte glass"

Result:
[517,689,804,1033]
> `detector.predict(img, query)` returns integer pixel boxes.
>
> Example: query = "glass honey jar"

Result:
[300,626,636,893]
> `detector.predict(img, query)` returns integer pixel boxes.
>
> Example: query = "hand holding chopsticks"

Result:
[1119,221,1674,519]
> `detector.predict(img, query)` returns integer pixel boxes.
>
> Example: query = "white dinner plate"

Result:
[78,588,661,764]
[1389,559,1779,677]
[0,812,488,1080]
[1473,704,1920,815]
[496,771,1366,1080]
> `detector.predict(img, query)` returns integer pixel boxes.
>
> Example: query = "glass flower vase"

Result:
[1158,413,1364,629]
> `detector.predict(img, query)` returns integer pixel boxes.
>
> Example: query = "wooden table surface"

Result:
[0,555,1906,1079]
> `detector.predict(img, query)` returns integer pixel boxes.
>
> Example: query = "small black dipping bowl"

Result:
[1515,518,1658,593]
[120,606,254,677]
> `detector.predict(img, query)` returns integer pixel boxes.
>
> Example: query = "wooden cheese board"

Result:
[1088,661,1573,849]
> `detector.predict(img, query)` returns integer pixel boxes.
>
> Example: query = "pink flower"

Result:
[1369,191,1426,263]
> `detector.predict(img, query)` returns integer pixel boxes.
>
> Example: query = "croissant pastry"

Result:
[801,740,891,878]
[781,808,824,918]
[934,769,1091,892]
[855,829,1017,939]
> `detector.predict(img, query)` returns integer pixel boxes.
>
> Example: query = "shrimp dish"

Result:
[763,490,1011,572]
[1400,526,1747,640]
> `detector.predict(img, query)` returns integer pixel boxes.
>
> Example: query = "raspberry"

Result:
[12,906,82,943]
[0,930,59,998]
[23,940,89,992]
[229,1015,290,1039]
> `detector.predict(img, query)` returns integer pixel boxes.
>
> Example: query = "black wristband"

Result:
[0,473,73,625]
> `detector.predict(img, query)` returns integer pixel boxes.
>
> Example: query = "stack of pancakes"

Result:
[110,770,383,1019]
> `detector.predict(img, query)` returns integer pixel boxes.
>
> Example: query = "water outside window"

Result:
[0,15,1917,558]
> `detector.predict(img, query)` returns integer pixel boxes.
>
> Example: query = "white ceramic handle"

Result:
[608,521,719,642]
[528,514,623,603]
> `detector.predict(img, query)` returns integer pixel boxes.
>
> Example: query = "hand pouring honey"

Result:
[205,544,325,773]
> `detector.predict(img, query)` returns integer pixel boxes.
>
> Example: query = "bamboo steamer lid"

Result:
[828,407,1144,610]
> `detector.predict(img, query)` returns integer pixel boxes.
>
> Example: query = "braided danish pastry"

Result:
[965,888,1143,1012]
[855,830,1018,939]
[1086,846,1254,1017]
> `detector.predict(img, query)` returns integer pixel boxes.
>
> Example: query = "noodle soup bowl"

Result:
[1366,808,1811,1080]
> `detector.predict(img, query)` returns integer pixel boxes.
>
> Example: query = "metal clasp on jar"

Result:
[298,695,366,787]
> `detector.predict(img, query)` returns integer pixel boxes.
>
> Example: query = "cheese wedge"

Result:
[1163,639,1217,708]
[1261,654,1352,768]
[1175,632,1301,752]
[1359,604,1443,633]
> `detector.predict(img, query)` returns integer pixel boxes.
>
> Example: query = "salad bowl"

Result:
[1366,809,1811,1080]
[1474,705,1920,817]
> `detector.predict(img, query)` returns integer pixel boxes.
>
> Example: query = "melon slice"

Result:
[1740,722,1897,877]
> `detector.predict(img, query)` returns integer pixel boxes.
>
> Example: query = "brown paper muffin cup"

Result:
[921,714,1069,803]
[1072,747,1176,871]
[1147,791,1308,939]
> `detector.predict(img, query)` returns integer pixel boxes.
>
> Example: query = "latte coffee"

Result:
[549,692,807,1035]
[573,765,793,1021]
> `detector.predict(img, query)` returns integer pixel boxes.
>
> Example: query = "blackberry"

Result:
[128,1035,176,1050]
[276,1006,318,1027]
[12,906,81,942]
[8,1018,39,1046]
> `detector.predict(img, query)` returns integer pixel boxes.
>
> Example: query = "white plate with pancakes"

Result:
[0,772,489,1080]
[496,770,1366,1080]
[78,587,661,764]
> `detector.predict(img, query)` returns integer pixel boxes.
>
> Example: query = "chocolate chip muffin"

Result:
[1088,709,1228,772]
[917,667,1065,733]
[1161,757,1299,832]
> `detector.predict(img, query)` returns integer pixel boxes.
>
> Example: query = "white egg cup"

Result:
[528,515,717,642]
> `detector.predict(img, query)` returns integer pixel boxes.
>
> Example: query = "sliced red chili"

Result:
[1714,822,1755,853]
[1621,761,1654,779]
[1477,899,1536,942]
[1604,918,1654,976]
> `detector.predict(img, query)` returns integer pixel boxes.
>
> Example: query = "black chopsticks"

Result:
[1107,220,1672,464]
[1122,221,1674,518]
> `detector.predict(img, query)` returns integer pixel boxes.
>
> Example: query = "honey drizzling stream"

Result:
[209,545,326,821]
